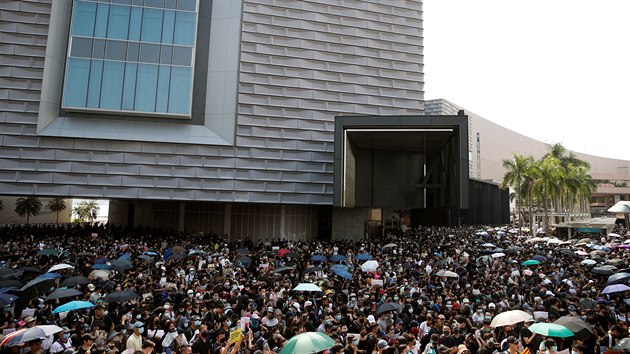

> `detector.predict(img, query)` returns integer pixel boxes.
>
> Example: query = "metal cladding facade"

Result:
[0,0,424,204]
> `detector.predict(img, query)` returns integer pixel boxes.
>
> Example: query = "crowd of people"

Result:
[0,222,628,354]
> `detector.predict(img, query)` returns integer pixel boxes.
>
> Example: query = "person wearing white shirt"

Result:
[49,328,73,354]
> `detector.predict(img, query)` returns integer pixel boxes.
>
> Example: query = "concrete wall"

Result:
[331,206,372,240]
[0,0,425,207]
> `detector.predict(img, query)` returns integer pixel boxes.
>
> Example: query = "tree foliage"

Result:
[72,200,100,223]
[47,198,67,224]
[14,197,43,224]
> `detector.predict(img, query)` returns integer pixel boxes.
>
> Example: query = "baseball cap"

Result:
[24,316,35,323]
[62,326,71,333]
[457,345,470,354]
[267,306,274,313]
[377,339,389,350]
[506,336,518,344]
[87,284,95,291]
[133,321,144,328]
[304,301,313,307]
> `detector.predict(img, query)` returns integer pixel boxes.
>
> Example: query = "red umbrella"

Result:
[276,249,291,257]
[0,329,25,347]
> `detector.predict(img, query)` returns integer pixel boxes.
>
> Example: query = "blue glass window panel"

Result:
[111,0,131,4]
[107,5,130,40]
[168,66,191,114]
[94,3,110,38]
[141,8,163,43]
[139,43,160,63]
[145,0,164,8]
[160,45,172,64]
[70,37,93,58]
[162,10,175,44]
[156,66,171,112]
[105,40,127,60]
[177,0,196,11]
[128,7,143,41]
[132,0,144,5]
[135,64,158,112]
[87,60,104,108]
[72,1,96,37]
[127,42,139,61]
[165,0,177,9]
[171,46,191,66]
[100,61,125,109]
[92,39,106,59]
[173,11,195,46]
[122,63,137,110]
[63,58,90,107]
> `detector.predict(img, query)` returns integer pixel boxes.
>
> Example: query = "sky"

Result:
[423,0,630,161]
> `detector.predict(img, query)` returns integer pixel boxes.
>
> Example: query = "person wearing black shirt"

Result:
[520,320,543,354]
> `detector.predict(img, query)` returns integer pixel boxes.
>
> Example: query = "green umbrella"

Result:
[38,249,58,256]
[528,323,574,338]
[522,259,541,266]
[279,332,335,354]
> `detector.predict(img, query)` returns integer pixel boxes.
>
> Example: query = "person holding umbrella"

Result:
[77,334,95,354]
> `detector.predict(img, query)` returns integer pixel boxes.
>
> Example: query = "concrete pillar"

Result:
[178,202,186,233]
[280,205,286,240]
[224,204,232,241]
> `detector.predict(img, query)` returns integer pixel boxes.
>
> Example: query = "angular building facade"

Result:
[0,0,425,239]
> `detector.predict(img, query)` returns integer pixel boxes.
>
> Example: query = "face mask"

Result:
[394,297,399,301]
[164,305,170,310]
[335,315,342,321]
[326,320,332,325]
[213,297,219,302]
[200,331,208,337]
[226,320,232,327]
[353,339,359,346]
[178,308,185,313]
[552,346,557,351]
[188,294,193,298]
[194,320,201,326]
[409,308,413,313]
[104,311,108,316]
[63,334,70,339]
[138,328,144,334]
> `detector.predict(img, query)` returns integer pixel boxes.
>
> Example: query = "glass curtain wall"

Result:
[63,0,197,116]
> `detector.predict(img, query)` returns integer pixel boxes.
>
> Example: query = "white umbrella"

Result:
[609,233,622,238]
[491,252,506,258]
[436,270,459,278]
[527,237,545,243]
[383,243,397,248]
[581,259,597,266]
[575,251,589,256]
[360,260,379,272]
[481,243,496,248]
[547,238,562,245]
[90,269,111,280]
[490,310,533,328]
[48,263,74,272]
[293,283,322,292]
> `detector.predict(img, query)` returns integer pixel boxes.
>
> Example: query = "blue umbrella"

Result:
[91,264,110,270]
[117,253,131,261]
[34,272,62,280]
[330,255,346,262]
[52,300,95,314]
[333,268,352,280]
[331,264,348,271]
[533,255,547,262]
[144,251,158,256]
[94,258,108,264]
[311,255,328,262]
[355,253,372,261]
[0,293,19,307]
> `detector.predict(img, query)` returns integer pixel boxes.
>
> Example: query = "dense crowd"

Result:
[0,222,628,354]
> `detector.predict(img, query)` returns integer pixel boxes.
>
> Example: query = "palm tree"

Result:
[0,199,3,214]
[530,156,564,234]
[14,197,43,224]
[501,153,534,225]
[73,200,100,223]
[47,198,67,223]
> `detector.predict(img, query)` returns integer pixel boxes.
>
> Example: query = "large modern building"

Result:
[0,0,626,239]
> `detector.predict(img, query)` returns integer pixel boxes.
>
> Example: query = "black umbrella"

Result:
[305,266,323,273]
[19,266,43,274]
[0,280,23,288]
[20,278,57,293]
[46,288,83,300]
[274,266,296,273]
[558,249,578,257]
[554,316,592,339]
[77,252,95,257]
[236,249,251,255]
[235,256,252,268]
[138,255,154,262]
[168,253,186,261]
[377,302,401,314]
[592,266,616,275]
[284,252,299,258]
[533,255,547,262]
[0,269,22,277]
[607,272,630,285]
[110,259,132,272]
[103,290,139,303]
[60,276,90,287]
